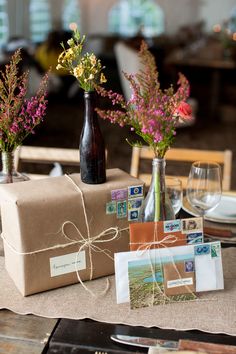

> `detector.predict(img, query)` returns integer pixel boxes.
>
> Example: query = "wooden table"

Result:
[0,310,57,354]
[1,205,236,353]
[1,311,236,354]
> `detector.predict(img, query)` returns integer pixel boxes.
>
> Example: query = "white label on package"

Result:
[50,251,86,277]
[167,277,193,288]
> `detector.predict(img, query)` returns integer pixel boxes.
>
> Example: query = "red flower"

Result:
[176,101,192,119]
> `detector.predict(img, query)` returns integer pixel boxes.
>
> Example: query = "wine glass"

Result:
[186,161,222,217]
[165,177,183,216]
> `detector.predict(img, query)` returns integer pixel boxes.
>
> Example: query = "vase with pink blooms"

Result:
[96,41,192,222]
[0,49,48,184]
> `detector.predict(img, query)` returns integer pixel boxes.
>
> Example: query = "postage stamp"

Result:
[182,217,203,234]
[186,232,203,244]
[128,197,143,210]
[111,188,128,201]
[128,209,139,221]
[164,219,181,233]
[194,244,210,256]
[128,185,143,198]
[211,243,221,258]
[106,201,117,214]
[117,200,127,218]
[184,260,195,273]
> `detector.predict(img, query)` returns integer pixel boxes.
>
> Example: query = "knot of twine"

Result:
[61,220,121,297]
[130,234,178,254]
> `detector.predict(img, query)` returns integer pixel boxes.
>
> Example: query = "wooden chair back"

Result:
[130,146,233,191]
[15,146,80,179]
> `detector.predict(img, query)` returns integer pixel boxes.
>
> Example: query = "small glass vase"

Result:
[79,91,106,184]
[139,158,175,222]
[0,150,30,184]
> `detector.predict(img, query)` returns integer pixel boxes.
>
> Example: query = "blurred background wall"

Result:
[0,0,236,188]
[2,0,236,42]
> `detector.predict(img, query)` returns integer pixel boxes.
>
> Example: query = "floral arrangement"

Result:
[0,49,48,152]
[56,27,106,92]
[96,41,192,158]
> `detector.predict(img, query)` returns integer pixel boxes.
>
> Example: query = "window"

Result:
[229,6,236,33]
[109,0,164,37]
[30,0,51,43]
[63,0,80,31]
[0,0,8,47]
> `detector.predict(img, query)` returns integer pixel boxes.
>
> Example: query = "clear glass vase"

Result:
[0,150,30,184]
[139,158,175,222]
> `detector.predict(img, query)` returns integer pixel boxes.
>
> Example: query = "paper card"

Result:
[129,217,204,251]
[163,261,195,296]
[50,251,86,277]
[114,241,224,305]
[128,253,196,309]
[194,243,224,291]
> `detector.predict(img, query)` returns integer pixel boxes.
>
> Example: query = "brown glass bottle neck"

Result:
[84,91,99,124]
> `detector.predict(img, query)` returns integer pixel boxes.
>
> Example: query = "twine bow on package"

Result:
[0,169,143,296]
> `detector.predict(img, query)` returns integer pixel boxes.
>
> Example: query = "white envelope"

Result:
[114,241,224,304]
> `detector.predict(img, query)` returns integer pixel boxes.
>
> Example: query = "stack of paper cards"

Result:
[115,241,224,309]
[129,217,204,251]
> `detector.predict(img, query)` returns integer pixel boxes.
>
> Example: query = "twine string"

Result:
[131,222,197,305]
[1,174,128,297]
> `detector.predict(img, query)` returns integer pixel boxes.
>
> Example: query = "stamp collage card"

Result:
[114,240,224,309]
[106,185,144,221]
[129,217,204,251]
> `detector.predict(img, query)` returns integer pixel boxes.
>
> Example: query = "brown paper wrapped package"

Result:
[0,169,143,296]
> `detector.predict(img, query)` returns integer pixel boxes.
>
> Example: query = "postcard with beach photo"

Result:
[115,241,224,306]
[128,252,196,309]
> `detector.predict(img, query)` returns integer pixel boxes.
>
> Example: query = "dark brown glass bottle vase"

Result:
[79,91,106,184]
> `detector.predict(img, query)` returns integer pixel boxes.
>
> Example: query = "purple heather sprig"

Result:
[0,49,48,152]
[96,41,192,158]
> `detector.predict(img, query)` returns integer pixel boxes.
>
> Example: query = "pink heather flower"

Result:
[10,123,19,134]
[0,49,49,152]
[96,41,191,158]
[149,119,156,127]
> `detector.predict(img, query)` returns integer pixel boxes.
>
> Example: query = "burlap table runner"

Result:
[0,243,236,336]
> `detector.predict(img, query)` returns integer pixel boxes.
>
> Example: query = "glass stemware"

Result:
[165,177,183,217]
[186,161,222,217]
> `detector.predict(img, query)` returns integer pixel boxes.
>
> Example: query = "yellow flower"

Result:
[67,38,74,47]
[74,64,84,78]
[58,51,66,63]
[64,48,76,62]
[56,64,63,70]
[90,54,97,66]
[57,29,107,91]
[100,73,107,83]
